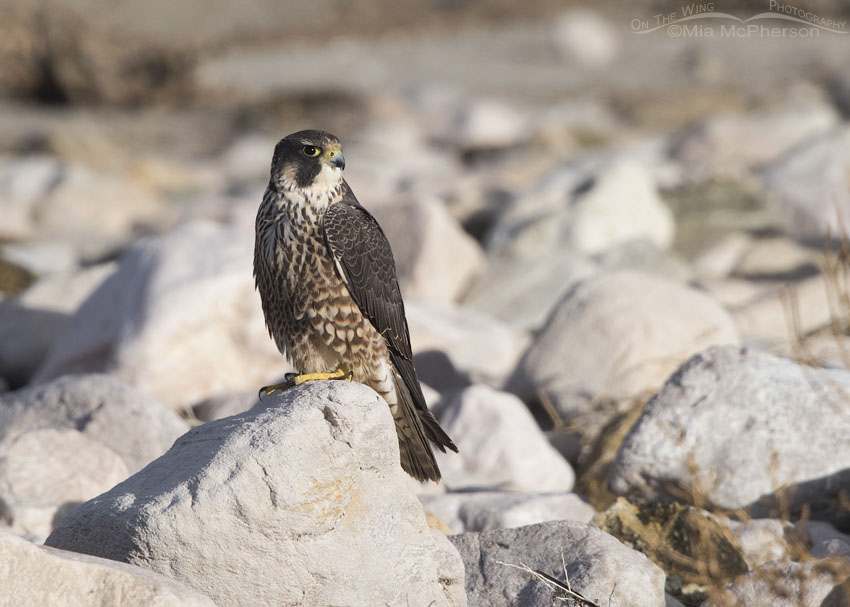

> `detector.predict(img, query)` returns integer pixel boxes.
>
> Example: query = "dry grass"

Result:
[0,255,35,296]
[497,549,604,607]
[571,395,647,513]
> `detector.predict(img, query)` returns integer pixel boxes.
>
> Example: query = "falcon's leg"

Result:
[286,368,354,385]
[259,367,353,398]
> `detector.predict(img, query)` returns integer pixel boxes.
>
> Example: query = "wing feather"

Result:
[323,186,412,360]
[323,184,458,459]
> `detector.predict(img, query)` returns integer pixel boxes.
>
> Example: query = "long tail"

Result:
[391,368,458,482]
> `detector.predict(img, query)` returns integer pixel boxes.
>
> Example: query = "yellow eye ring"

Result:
[301,145,321,157]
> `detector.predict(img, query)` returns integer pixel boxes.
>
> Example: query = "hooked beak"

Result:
[326,148,345,170]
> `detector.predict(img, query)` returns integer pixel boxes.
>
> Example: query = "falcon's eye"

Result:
[301,145,321,157]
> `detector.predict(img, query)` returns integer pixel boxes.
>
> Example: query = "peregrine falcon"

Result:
[253,130,458,482]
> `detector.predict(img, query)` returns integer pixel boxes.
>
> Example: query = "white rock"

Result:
[485,156,673,260]
[0,263,114,385]
[567,160,674,254]
[592,239,693,282]
[731,236,820,279]
[798,521,850,559]
[0,428,128,541]
[46,381,466,607]
[0,156,63,241]
[725,518,792,568]
[420,491,595,534]
[550,9,619,68]
[19,262,116,311]
[511,271,740,445]
[0,529,216,607]
[0,156,168,262]
[620,134,687,191]
[703,559,848,607]
[449,99,529,150]
[34,221,290,411]
[344,120,462,207]
[608,345,850,520]
[672,103,839,181]
[697,277,766,309]
[451,520,666,607]
[406,300,527,389]
[0,240,79,276]
[219,133,279,183]
[370,196,485,303]
[762,131,850,244]
[436,385,574,492]
[0,374,188,473]
[692,233,752,279]
[463,253,597,330]
[484,157,601,260]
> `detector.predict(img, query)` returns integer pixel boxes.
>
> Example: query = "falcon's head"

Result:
[269,130,345,193]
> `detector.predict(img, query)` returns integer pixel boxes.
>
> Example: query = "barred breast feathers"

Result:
[256,181,344,270]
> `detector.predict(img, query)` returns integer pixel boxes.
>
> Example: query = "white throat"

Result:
[280,163,343,196]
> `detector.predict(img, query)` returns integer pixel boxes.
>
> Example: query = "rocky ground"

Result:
[3,1,850,606]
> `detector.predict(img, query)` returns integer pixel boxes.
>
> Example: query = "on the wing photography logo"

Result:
[631,1,848,37]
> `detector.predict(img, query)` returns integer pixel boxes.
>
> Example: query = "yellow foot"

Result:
[259,368,353,399]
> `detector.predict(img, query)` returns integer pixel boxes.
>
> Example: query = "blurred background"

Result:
[6,4,850,599]
[2,0,850,406]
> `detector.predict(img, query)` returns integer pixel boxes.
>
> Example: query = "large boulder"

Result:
[565,159,674,255]
[761,131,850,244]
[450,520,666,607]
[0,374,188,474]
[0,529,215,607]
[702,559,850,607]
[0,263,114,387]
[435,385,574,492]
[484,157,599,260]
[446,98,529,151]
[592,239,693,283]
[46,380,466,607]
[33,221,290,411]
[510,271,740,447]
[462,253,596,331]
[0,428,128,541]
[608,345,850,526]
[485,158,673,260]
[406,301,527,390]
[370,196,485,304]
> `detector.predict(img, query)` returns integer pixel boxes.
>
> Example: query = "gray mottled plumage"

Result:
[253,130,457,482]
